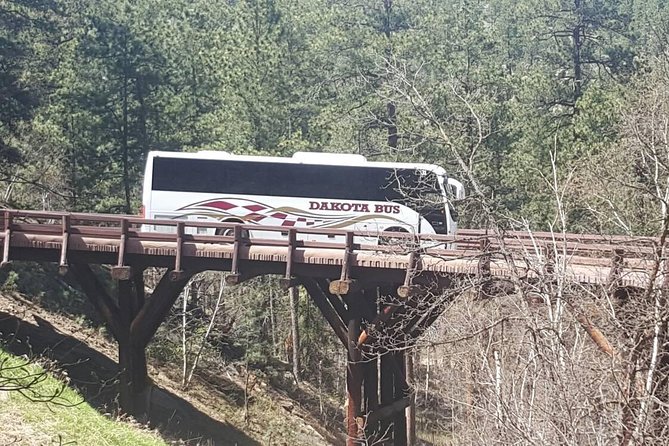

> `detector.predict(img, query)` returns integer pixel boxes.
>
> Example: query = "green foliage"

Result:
[0,0,650,223]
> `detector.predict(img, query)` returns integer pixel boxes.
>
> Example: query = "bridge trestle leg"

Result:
[302,278,415,445]
[347,317,364,445]
[69,263,195,418]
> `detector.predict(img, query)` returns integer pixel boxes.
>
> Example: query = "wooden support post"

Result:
[544,243,555,278]
[346,318,364,446]
[315,279,350,325]
[58,214,70,275]
[69,263,122,340]
[70,264,194,418]
[117,279,149,416]
[225,224,243,285]
[330,278,360,295]
[131,269,195,348]
[170,222,185,281]
[397,251,420,300]
[357,289,404,349]
[330,231,358,295]
[130,266,147,316]
[570,307,615,356]
[407,297,450,342]
[1,210,12,268]
[478,238,492,299]
[363,354,380,440]
[366,398,411,428]
[606,248,624,295]
[111,218,132,281]
[380,353,394,442]
[393,352,408,446]
[279,228,297,290]
[397,279,452,344]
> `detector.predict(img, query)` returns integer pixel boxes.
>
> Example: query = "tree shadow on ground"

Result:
[0,310,260,446]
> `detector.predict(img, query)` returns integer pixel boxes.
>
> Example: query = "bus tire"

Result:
[216,220,249,239]
[378,227,411,246]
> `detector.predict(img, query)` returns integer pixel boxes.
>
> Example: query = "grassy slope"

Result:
[0,350,166,446]
[0,291,342,445]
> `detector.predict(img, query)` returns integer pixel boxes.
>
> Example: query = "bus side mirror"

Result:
[447,178,465,200]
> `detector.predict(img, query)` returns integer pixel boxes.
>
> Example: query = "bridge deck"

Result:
[0,210,660,288]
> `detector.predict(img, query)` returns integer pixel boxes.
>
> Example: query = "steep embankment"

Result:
[0,292,344,445]
[0,348,167,446]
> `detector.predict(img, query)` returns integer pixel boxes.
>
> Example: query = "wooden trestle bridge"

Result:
[0,209,662,445]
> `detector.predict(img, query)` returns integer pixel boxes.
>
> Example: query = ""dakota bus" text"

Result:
[309,201,400,214]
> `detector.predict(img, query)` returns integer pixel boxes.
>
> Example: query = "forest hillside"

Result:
[3,0,669,445]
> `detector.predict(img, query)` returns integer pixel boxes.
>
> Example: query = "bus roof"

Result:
[148,151,447,176]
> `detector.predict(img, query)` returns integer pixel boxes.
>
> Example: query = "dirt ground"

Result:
[0,291,344,445]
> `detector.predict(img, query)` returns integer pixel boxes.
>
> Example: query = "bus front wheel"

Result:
[216,221,249,239]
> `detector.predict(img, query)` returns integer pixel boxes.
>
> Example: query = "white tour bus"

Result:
[141,151,464,242]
